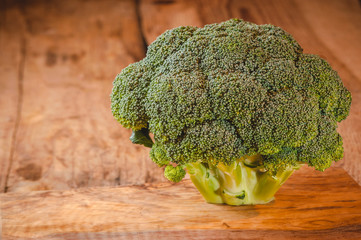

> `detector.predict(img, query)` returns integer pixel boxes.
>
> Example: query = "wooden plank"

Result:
[295,0,361,83]
[0,4,25,192]
[139,0,361,185]
[1,167,361,239]
[2,0,165,192]
[139,0,203,42]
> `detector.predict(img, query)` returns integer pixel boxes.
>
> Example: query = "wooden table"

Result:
[1,0,361,239]
[1,167,361,239]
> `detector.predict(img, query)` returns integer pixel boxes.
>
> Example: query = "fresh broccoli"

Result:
[164,165,186,183]
[111,19,351,205]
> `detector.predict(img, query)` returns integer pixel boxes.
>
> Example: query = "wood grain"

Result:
[139,0,361,184]
[1,167,361,239]
[0,0,165,193]
[0,5,26,192]
[0,4,25,194]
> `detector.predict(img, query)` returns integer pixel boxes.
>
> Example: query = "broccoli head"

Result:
[111,19,351,205]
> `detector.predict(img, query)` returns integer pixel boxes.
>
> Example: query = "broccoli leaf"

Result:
[129,128,154,148]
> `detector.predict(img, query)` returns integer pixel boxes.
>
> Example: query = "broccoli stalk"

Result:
[187,155,297,205]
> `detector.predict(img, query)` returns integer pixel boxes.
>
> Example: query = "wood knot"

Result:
[16,163,42,181]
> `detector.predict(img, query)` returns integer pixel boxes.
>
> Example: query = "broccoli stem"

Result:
[186,155,295,205]
[187,162,223,204]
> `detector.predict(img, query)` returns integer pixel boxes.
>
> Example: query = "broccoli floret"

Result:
[164,165,186,183]
[150,142,170,167]
[111,19,351,205]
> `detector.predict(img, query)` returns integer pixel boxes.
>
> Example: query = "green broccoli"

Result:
[164,165,186,183]
[111,19,351,205]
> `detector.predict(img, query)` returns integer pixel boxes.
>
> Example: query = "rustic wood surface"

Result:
[0,0,165,193]
[0,0,360,192]
[1,167,361,239]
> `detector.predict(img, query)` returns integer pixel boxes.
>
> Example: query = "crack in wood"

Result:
[3,3,28,192]
[135,0,149,56]
[153,0,175,5]
[4,34,26,193]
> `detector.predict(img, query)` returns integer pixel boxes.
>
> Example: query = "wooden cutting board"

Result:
[1,166,361,239]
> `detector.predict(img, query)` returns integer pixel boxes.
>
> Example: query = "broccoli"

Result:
[111,19,351,205]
